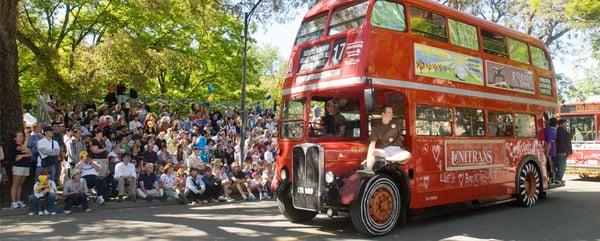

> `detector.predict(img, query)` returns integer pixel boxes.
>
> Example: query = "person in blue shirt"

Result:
[544,118,558,182]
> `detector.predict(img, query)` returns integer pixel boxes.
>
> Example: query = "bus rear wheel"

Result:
[350,175,401,236]
[277,192,317,223]
[517,162,541,207]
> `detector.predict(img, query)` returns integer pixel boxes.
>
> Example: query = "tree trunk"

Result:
[0,0,22,207]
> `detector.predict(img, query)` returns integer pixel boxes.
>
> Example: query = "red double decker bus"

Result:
[560,97,600,178]
[273,0,558,236]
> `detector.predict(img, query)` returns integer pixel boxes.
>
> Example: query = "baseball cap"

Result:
[42,126,53,133]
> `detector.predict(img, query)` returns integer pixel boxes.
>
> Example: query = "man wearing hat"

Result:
[75,151,107,205]
[62,168,91,214]
[36,126,61,181]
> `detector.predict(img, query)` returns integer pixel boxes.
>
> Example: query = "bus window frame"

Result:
[454,106,486,138]
[415,104,454,137]
[514,112,537,138]
[280,97,308,140]
[307,94,366,141]
[407,5,450,43]
[448,18,480,51]
[486,110,515,138]
[368,0,408,33]
[295,13,329,46]
[507,38,531,65]
[327,1,370,37]
[481,29,508,57]
[529,44,551,70]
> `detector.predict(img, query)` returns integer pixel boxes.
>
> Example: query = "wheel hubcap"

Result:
[524,172,537,198]
[368,187,393,224]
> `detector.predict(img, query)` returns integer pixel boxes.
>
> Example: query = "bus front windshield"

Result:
[308,97,361,139]
[281,98,306,139]
[563,115,597,142]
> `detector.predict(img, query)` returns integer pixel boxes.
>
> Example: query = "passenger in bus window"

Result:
[357,105,412,177]
[321,100,346,137]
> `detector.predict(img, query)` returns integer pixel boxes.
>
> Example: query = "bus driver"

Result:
[357,105,412,177]
[322,100,346,137]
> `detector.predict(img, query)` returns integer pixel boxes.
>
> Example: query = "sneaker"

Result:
[217,196,226,202]
[210,198,218,203]
[190,201,198,205]
[85,208,92,213]
[17,201,26,208]
[356,168,375,178]
[43,210,50,215]
[10,202,19,209]
[38,211,44,216]
[242,195,248,201]
[98,196,105,205]
[225,197,235,203]
[248,194,257,201]
[28,212,34,216]
[202,200,209,204]
[50,211,57,215]
[64,210,72,215]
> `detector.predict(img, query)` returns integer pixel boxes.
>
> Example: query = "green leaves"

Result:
[17,0,289,107]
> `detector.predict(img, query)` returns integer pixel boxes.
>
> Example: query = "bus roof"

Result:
[304,0,548,49]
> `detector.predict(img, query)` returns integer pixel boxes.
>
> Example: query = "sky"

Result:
[252,11,596,82]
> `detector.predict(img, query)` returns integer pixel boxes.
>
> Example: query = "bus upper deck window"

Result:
[371,1,406,32]
[328,1,369,36]
[410,7,448,42]
[482,30,507,57]
[530,45,550,69]
[295,15,327,45]
[508,38,530,64]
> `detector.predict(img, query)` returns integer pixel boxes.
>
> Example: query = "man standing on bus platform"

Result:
[555,119,572,184]
[544,118,558,183]
[322,100,346,137]
[357,105,411,177]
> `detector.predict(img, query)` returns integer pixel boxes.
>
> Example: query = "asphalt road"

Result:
[1,174,599,241]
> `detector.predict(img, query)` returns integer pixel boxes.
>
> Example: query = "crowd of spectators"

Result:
[2,90,278,215]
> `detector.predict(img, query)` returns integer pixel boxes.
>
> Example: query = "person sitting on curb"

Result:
[63,169,91,214]
[75,151,106,205]
[136,163,164,201]
[28,169,58,216]
[185,167,206,205]
[357,105,412,177]
[114,153,137,202]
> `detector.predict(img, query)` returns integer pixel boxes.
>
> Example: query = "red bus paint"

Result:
[273,0,558,236]
[560,98,600,178]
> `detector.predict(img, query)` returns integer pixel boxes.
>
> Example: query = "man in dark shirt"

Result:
[357,105,411,177]
[555,119,573,184]
[322,100,346,137]
[136,163,163,200]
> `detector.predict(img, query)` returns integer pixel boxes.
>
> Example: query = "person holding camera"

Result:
[36,126,61,181]
[75,151,106,205]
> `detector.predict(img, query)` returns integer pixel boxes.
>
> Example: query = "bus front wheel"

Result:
[277,192,317,223]
[350,175,402,236]
[517,162,541,207]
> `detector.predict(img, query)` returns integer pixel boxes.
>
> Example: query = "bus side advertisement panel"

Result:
[444,140,507,171]
[486,61,534,94]
[414,43,484,86]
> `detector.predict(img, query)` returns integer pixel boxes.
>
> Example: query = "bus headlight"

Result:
[281,169,288,180]
[325,171,335,184]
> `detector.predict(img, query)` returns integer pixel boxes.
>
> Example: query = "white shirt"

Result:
[80,162,100,177]
[264,151,274,164]
[114,161,137,179]
[129,120,142,132]
[36,137,60,167]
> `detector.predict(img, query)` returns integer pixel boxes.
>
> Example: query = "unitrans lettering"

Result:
[451,150,494,166]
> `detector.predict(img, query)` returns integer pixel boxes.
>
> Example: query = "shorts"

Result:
[12,166,30,176]
[373,146,411,163]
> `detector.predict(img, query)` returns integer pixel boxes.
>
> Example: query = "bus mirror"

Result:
[365,88,376,113]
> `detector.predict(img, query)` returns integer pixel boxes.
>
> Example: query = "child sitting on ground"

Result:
[28,169,58,216]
